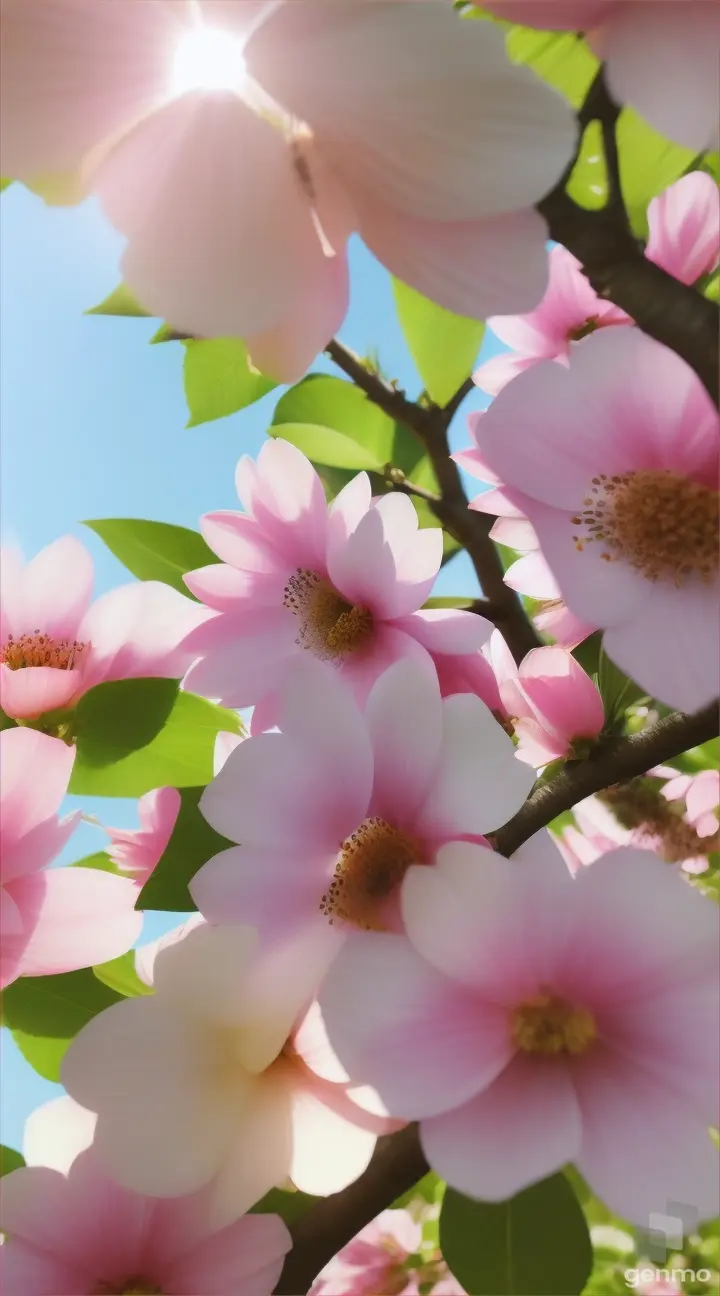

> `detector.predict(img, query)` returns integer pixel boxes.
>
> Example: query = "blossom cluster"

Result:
[1,3,718,1295]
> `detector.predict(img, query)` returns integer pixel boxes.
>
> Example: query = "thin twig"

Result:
[326,339,541,662]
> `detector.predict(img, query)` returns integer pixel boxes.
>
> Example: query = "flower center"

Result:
[283,569,373,661]
[0,631,87,672]
[93,1282,162,1295]
[511,992,596,1055]
[320,817,422,930]
[571,469,718,585]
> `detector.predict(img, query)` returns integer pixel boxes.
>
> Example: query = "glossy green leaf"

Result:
[505,25,597,110]
[272,373,396,466]
[137,786,232,912]
[150,323,191,344]
[0,1145,25,1177]
[440,1176,593,1296]
[270,422,385,471]
[84,518,218,598]
[70,691,242,797]
[183,338,276,426]
[93,951,154,998]
[423,596,476,609]
[0,707,17,731]
[73,678,180,770]
[86,283,151,318]
[392,279,485,405]
[70,851,123,876]
[250,1186,319,1225]
[2,969,123,1082]
[597,647,647,722]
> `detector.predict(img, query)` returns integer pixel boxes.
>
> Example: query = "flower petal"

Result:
[10,869,142,979]
[364,658,444,830]
[247,249,350,385]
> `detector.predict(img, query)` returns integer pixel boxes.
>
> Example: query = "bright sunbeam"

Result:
[171,27,248,96]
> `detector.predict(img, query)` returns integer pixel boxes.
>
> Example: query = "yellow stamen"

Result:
[283,569,373,660]
[574,469,718,585]
[320,817,422,930]
[511,992,596,1056]
[0,631,87,671]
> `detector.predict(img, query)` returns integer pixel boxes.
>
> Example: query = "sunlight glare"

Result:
[171,27,248,96]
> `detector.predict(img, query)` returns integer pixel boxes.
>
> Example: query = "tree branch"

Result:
[493,700,720,858]
[325,339,541,662]
[273,700,718,1294]
[537,72,719,400]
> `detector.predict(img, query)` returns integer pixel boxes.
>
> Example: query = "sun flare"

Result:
[171,27,248,96]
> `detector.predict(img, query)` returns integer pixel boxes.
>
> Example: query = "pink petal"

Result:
[161,1210,291,1296]
[184,563,280,612]
[288,1083,378,1197]
[182,609,297,708]
[503,551,559,600]
[319,931,511,1120]
[247,1,575,223]
[433,649,504,713]
[341,623,436,710]
[473,349,540,398]
[0,0,178,179]
[0,663,84,720]
[416,694,536,838]
[20,536,94,639]
[421,1052,582,1201]
[23,1094,97,1173]
[0,1237,92,1295]
[364,658,444,830]
[518,646,605,741]
[686,770,720,822]
[646,172,720,285]
[0,727,74,848]
[574,1048,720,1225]
[395,608,493,657]
[199,511,286,574]
[490,515,539,550]
[10,868,142,979]
[248,438,329,572]
[327,473,373,552]
[80,580,210,690]
[603,578,720,714]
[482,2,608,29]
[534,601,595,649]
[95,92,329,339]
[246,248,350,385]
[602,2,720,151]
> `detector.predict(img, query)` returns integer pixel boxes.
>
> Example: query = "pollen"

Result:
[283,569,373,660]
[573,469,718,585]
[0,631,87,671]
[511,991,596,1056]
[320,817,422,930]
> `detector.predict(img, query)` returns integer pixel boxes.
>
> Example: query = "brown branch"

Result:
[538,72,719,400]
[326,339,541,662]
[493,700,720,858]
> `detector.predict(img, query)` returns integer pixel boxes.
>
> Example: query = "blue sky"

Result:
[0,182,506,1153]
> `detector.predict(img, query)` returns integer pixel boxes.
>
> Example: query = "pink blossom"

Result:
[1,2,576,380]
[474,244,628,397]
[309,1209,422,1296]
[489,630,605,767]
[0,535,208,720]
[62,921,396,1225]
[182,440,493,728]
[0,1098,291,1296]
[483,1,720,151]
[105,786,181,887]
[192,655,534,949]
[319,833,720,1225]
[474,173,719,397]
[454,426,595,650]
[0,728,142,989]
[660,767,720,838]
[471,328,719,713]
[558,787,713,877]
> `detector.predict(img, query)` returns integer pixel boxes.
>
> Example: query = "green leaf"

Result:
[0,178,12,194]
[270,422,385,471]
[393,1172,441,1209]
[93,952,153,998]
[597,647,647,723]
[86,283,151,318]
[70,851,123,876]
[250,1187,319,1225]
[70,692,242,797]
[150,323,191,344]
[183,338,276,426]
[137,786,231,912]
[73,678,180,770]
[440,1176,593,1296]
[0,707,17,731]
[617,111,697,238]
[423,596,476,610]
[84,518,218,598]
[272,373,397,468]
[392,279,485,405]
[0,1145,25,1177]
[2,969,123,1081]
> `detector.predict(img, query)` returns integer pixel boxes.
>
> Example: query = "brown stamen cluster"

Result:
[283,569,373,660]
[320,817,422,930]
[570,469,718,585]
[0,631,87,671]
[511,991,596,1056]
[601,780,719,865]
